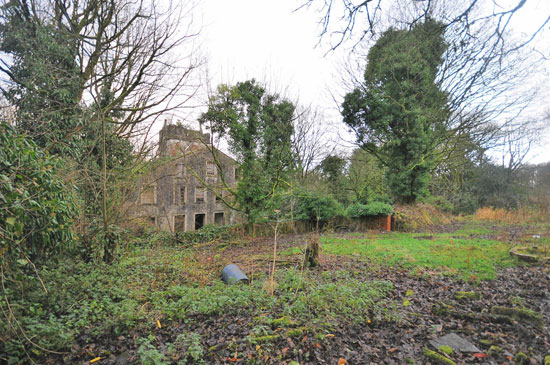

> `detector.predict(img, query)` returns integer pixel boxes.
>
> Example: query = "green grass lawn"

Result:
[283,225,521,281]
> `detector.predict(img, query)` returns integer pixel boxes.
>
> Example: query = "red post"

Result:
[386,215,391,231]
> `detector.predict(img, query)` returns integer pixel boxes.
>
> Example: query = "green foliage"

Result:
[292,190,344,222]
[347,148,387,204]
[176,224,233,244]
[137,336,168,365]
[279,270,395,325]
[317,154,350,203]
[471,162,527,209]
[0,0,154,263]
[346,202,394,218]
[421,195,454,213]
[0,123,77,260]
[173,332,205,364]
[342,19,450,204]
[1,232,398,362]
[199,80,295,223]
[0,4,83,152]
[427,134,484,214]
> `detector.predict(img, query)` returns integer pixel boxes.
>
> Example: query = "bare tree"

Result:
[0,0,203,142]
[299,0,549,53]
[292,105,330,180]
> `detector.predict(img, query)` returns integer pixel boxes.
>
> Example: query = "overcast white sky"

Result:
[187,0,550,163]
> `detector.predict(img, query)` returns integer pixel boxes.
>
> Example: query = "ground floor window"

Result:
[174,214,186,232]
[214,212,224,226]
[194,213,205,230]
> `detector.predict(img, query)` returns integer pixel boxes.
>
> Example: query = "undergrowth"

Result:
[1,248,395,363]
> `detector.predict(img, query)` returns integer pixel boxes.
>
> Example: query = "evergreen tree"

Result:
[342,19,450,204]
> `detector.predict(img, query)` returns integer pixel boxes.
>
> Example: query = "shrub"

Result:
[293,190,344,222]
[0,122,77,261]
[346,202,394,218]
[176,224,233,244]
[421,195,453,213]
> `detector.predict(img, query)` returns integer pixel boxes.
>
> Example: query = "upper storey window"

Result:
[206,161,217,177]
[140,184,156,205]
[176,163,185,178]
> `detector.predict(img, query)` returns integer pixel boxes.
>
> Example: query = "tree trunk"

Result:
[304,233,320,268]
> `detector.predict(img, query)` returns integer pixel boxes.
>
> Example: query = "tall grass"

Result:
[474,206,548,224]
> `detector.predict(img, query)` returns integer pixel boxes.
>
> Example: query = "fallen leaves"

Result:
[227,350,240,362]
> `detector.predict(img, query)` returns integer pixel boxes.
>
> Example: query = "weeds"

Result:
[137,336,167,365]
[172,332,205,364]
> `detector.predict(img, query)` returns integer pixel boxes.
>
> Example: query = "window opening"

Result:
[174,215,186,232]
[194,213,205,230]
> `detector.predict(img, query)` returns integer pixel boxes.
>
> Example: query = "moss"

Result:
[271,316,296,328]
[438,345,453,355]
[423,348,456,365]
[249,335,280,343]
[286,327,309,339]
[514,352,529,365]
[432,302,453,315]
[478,339,493,347]
[314,333,325,340]
[488,346,502,356]
[490,306,543,327]
[453,291,481,300]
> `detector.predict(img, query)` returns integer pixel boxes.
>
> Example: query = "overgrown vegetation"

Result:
[2,216,547,363]
[0,123,77,260]
[0,229,397,362]
[0,0,549,363]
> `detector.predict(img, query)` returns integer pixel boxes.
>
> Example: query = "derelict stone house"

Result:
[128,123,239,232]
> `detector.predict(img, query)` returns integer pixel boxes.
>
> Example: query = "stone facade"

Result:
[128,123,239,232]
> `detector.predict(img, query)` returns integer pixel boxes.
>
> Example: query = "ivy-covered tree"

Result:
[199,80,295,224]
[0,13,82,153]
[342,19,450,204]
[347,148,387,204]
